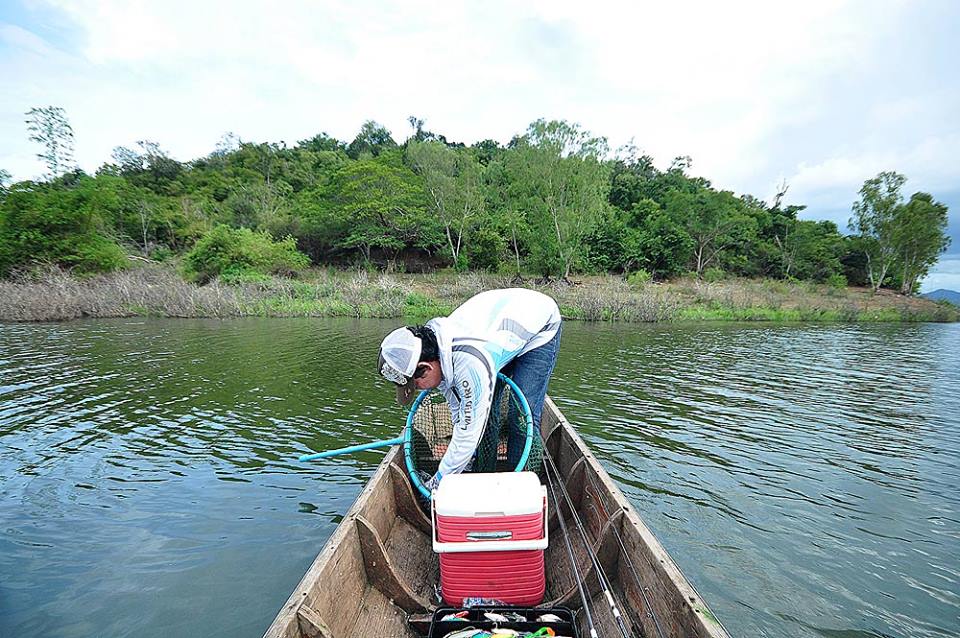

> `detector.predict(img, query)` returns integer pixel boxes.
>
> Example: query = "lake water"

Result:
[1,318,957,637]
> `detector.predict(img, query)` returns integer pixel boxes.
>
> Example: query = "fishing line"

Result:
[543,448,634,638]
[580,466,667,638]
[580,441,732,638]
[543,452,601,638]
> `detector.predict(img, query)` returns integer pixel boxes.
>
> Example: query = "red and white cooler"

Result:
[432,471,548,606]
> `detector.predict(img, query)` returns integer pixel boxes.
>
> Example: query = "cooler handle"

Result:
[466,530,513,540]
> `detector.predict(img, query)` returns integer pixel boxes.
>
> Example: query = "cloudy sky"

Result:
[2,0,958,290]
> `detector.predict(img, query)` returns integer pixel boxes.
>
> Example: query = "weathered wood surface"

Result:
[356,516,430,613]
[346,586,418,638]
[389,463,432,534]
[265,398,730,638]
[296,605,331,638]
[383,517,439,604]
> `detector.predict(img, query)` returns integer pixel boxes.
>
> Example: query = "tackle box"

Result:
[432,472,548,606]
[426,605,580,638]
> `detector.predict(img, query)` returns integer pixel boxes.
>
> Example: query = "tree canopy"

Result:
[0,108,951,292]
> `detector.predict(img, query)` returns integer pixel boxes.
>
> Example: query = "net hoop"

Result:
[403,372,533,499]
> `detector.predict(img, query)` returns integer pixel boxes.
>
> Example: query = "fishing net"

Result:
[406,374,542,494]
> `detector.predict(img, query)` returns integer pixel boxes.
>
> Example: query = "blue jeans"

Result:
[503,325,561,468]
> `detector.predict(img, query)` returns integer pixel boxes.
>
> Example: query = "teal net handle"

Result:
[403,372,534,499]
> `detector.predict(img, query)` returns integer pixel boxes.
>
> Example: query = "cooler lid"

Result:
[434,471,543,517]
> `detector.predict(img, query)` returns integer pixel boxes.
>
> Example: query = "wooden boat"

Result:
[264,398,730,638]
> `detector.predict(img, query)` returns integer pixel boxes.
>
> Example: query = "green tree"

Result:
[850,171,906,292]
[764,198,805,278]
[111,145,143,173]
[406,115,429,142]
[0,177,127,275]
[224,180,293,231]
[629,208,694,278]
[482,158,528,274]
[407,140,484,267]
[777,219,844,281]
[346,121,397,159]
[25,106,76,179]
[471,139,503,165]
[297,132,344,153]
[319,158,428,263]
[110,140,184,195]
[505,119,610,278]
[583,207,626,273]
[609,153,663,209]
[892,192,950,294]
[464,224,506,271]
[665,188,750,277]
[0,169,10,201]
[607,150,709,278]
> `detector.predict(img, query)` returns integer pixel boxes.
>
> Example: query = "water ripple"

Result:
[1,319,958,638]
[549,322,960,638]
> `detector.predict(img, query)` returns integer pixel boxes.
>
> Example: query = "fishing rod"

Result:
[579,441,733,638]
[543,448,635,638]
[542,454,601,638]
[580,464,667,638]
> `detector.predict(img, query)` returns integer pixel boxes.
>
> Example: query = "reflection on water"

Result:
[0,319,957,637]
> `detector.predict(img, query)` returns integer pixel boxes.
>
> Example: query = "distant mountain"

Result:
[922,289,960,305]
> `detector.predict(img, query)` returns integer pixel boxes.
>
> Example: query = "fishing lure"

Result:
[440,610,470,622]
[535,613,563,623]
[441,628,488,638]
[501,611,528,622]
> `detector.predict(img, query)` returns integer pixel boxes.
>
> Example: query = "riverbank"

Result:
[1,264,956,323]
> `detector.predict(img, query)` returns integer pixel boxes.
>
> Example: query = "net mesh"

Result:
[408,376,542,478]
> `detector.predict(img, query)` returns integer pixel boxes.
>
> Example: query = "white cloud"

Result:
[921,254,960,293]
[789,134,960,200]
[1,0,957,260]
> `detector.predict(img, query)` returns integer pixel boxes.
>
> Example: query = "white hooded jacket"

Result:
[425,288,561,479]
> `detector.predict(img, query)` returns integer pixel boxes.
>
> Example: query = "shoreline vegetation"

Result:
[4,113,952,328]
[1,264,955,323]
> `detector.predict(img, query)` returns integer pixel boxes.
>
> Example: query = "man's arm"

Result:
[429,355,493,487]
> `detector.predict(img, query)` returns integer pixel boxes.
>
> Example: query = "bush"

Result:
[702,267,726,283]
[149,246,176,262]
[465,225,506,272]
[0,179,128,276]
[182,225,309,284]
[219,268,272,285]
[826,272,847,289]
[626,269,652,288]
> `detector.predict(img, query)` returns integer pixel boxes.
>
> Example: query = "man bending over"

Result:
[377,288,562,492]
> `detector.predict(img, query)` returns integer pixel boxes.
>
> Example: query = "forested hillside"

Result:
[0,110,951,295]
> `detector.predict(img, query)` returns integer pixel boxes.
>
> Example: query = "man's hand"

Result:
[423,471,442,492]
[415,469,443,493]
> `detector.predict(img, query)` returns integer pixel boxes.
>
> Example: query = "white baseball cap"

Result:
[378,327,422,405]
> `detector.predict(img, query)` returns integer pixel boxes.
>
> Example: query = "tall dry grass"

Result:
[1,266,954,323]
[0,265,249,321]
[412,273,677,322]
[544,278,679,322]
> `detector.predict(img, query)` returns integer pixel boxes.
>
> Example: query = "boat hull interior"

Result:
[264,398,728,638]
